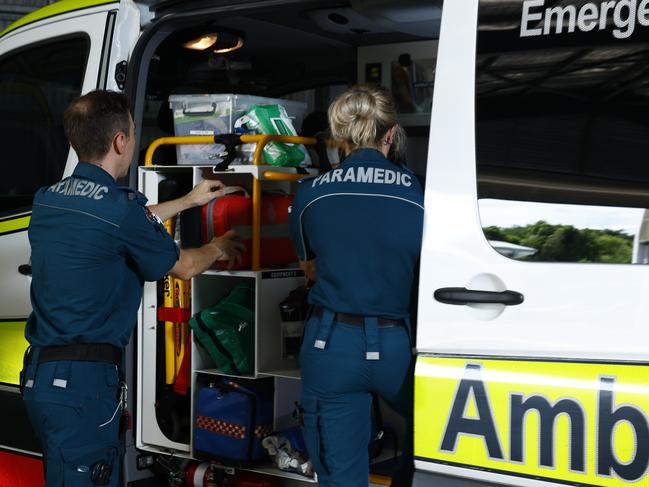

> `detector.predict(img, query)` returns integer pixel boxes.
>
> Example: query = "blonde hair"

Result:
[328,84,406,160]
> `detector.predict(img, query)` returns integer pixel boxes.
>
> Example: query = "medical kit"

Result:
[189,283,255,375]
[194,378,274,465]
[169,94,307,165]
[202,187,296,270]
[234,104,310,166]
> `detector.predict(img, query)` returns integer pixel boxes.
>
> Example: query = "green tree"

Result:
[483,226,506,241]
[591,233,632,263]
[484,221,633,264]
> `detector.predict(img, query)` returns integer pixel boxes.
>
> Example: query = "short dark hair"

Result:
[63,90,132,162]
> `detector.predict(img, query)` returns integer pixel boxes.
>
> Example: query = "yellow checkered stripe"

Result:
[197,416,246,439]
[253,424,273,439]
[196,416,272,440]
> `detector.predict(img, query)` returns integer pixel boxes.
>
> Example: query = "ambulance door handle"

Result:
[434,287,524,306]
[18,264,32,276]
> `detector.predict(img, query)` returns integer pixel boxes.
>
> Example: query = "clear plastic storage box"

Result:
[169,94,308,165]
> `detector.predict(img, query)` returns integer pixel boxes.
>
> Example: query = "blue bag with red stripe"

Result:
[194,378,274,465]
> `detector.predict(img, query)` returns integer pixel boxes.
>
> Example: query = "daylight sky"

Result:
[479,200,646,236]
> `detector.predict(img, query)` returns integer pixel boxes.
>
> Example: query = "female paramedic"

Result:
[289,85,424,486]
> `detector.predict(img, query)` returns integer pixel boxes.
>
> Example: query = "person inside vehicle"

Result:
[392,53,417,113]
[289,84,424,487]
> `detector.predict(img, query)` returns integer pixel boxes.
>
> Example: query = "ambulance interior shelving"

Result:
[130,1,439,484]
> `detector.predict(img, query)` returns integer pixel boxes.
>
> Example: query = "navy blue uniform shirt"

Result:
[25,163,179,347]
[289,148,424,319]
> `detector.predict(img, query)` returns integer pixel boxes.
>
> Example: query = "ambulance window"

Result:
[475,1,649,264]
[0,36,88,214]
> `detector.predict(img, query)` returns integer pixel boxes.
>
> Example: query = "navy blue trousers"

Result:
[22,357,121,487]
[300,313,413,486]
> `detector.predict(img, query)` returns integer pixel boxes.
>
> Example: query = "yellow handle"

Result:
[175,279,190,378]
[144,134,317,166]
[145,136,215,166]
[162,218,176,385]
[242,135,316,269]
[262,171,306,182]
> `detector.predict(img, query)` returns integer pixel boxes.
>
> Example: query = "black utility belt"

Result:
[36,343,122,367]
[311,306,405,328]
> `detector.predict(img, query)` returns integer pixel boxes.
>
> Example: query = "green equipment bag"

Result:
[234,104,309,167]
[189,283,255,375]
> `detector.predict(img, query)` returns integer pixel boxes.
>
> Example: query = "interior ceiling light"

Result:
[213,35,244,54]
[183,34,218,51]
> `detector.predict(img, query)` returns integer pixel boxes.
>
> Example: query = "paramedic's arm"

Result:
[169,230,245,280]
[300,259,316,281]
[289,182,316,281]
[148,179,225,222]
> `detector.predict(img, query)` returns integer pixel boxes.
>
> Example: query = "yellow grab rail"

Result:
[143,134,317,270]
[262,171,306,182]
[144,134,317,167]
[145,136,212,166]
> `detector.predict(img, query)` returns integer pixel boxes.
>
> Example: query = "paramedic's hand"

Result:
[148,180,227,222]
[212,230,245,270]
[185,179,226,207]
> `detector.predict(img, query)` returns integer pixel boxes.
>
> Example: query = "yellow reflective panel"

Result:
[0,322,28,385]
[0,0,117,38]
[0,215,30,235]
[415,356,649,486]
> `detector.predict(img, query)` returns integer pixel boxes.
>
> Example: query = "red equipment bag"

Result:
[202,188,297,270]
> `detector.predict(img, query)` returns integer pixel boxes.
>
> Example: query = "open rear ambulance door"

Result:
[414,1,649,486]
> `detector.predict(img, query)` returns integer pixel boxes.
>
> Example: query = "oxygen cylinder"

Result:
[184,461,220,487]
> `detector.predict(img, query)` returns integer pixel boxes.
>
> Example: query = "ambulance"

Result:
[1,0,649,486]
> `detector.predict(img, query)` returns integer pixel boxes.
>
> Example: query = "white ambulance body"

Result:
[0,0,648,486]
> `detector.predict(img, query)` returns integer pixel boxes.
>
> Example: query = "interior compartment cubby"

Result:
[256,270,306,378]
[190,373,316,484]
[273,377,301,432]
[191,273,256,377]
[139,166,194,205]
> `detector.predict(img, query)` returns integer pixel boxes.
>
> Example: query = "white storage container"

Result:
[169,94,308,165]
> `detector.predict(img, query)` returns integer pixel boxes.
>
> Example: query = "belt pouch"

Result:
[20,346,38,394]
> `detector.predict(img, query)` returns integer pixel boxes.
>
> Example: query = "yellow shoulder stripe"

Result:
[0,0,118,39]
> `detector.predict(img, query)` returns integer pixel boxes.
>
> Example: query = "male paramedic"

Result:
[289,84,424,487]
[21,90,244,487]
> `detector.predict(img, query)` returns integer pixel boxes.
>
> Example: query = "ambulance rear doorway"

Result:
[128,0,439,483]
